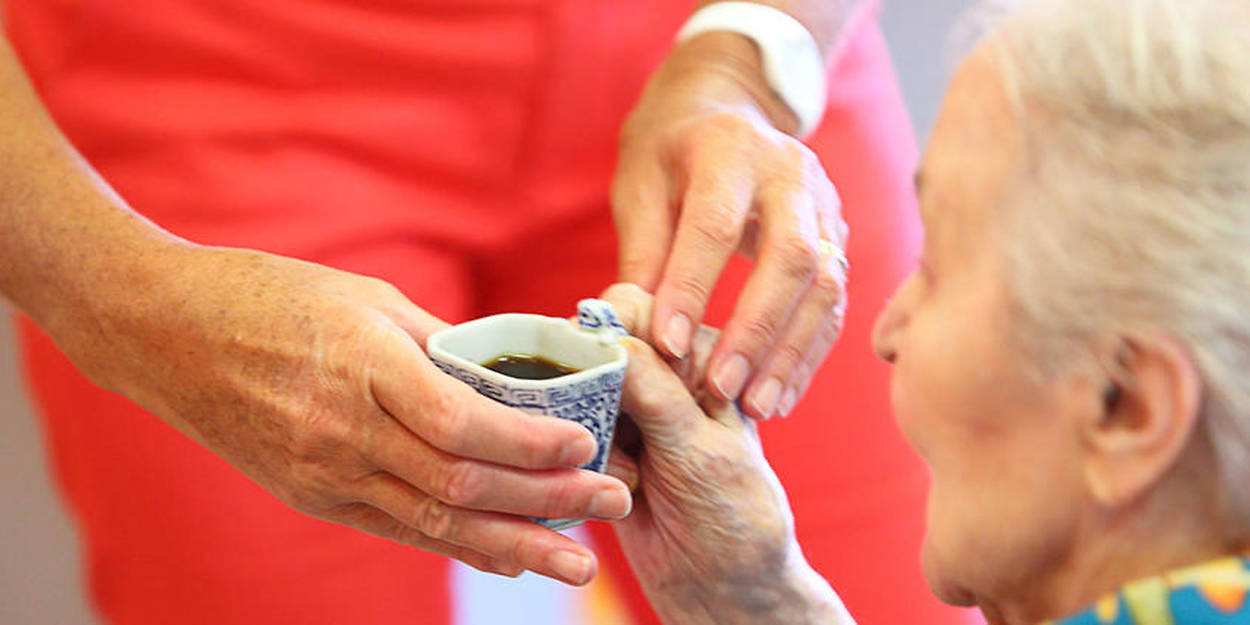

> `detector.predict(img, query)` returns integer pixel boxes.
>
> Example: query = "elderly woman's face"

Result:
[871,51,1094,608]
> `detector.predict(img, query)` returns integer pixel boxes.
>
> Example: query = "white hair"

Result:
[963,0,1250,529]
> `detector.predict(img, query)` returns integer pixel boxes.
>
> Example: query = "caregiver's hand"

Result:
[612,32,848,420]
[597,284,852,625]
[56,244,630,586]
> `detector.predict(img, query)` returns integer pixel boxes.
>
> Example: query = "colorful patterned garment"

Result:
[1045,554,1250,624]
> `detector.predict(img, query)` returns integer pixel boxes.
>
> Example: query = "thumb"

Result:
[618,337,702,450]
[597,283,655,339]
[605,447,640,493]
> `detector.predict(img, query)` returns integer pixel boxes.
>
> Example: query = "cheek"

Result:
[888,335,964,460]
[888,366,931,467]
[921,411,1086,603]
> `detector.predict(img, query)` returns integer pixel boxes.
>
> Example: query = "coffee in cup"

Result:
[481,354,579,380]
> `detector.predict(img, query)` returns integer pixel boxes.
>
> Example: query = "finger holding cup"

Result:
[426,299,631,531]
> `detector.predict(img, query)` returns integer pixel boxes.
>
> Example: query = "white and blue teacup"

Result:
[426,299,628,530]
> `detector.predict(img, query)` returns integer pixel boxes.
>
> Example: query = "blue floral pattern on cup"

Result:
[430,361,624,476]
[426,299,628,531]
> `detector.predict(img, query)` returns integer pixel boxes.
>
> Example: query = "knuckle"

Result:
[634,388,671,421]
[272,481,313,511]
[540,478,581,517]
[786,141,819,173]
[504,529,541,568]
[629,373,678,421]
[413,497,456,541]
[423,396,469,452]
[671,271,715,308]
[690,207,742,250]
[387,523,428,549]
[522,427,567,469]
[738,315,777,351]
[353,420,381,463]
[289,415,336,457]
[772,235,819,281]
[365,276,404,302]
[817,317,843,349]
[772,342,808,374]
[435,459,483,506]
[501,421,545,468]
[810,270,845,307]
[757,180,803,204]
[281,461,339,511]
[761,141,810,181]
[694,111,754,143]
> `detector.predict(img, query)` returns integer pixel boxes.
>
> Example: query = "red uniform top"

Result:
[8,1,977,624]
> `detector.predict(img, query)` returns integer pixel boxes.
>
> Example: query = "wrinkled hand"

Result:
[596,284,849,625]
[60,244,631,585]
[612,33,848,420]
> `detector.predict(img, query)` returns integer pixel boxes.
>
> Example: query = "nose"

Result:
[872,281,911,363]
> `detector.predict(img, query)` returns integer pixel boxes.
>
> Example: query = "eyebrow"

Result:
[914,171,924,196]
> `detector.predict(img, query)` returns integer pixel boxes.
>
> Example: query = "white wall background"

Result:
[0,2,974,622]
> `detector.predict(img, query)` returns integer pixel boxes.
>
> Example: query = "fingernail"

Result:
[549,551,593,585]
[606,457,640,492]
[712,354,751,399]
[749,377,783,417]
[588,487,631,520]
[662,313,692,359]
[778,388,799,417]
[560,436,596,466]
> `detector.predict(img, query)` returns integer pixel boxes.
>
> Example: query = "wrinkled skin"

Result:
[598,284,845,624]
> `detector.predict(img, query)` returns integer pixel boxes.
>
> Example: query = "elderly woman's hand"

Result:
[612,32,848,420]
[597,284,852,625]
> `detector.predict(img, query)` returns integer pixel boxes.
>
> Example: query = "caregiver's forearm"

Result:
[0,36,183,341]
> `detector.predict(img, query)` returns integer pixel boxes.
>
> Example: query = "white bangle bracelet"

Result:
[676,2,828,138]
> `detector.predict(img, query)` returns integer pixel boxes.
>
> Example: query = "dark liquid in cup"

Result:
[482,354,580,380]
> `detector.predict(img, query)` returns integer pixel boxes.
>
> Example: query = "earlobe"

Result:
[1082,334,1203,508]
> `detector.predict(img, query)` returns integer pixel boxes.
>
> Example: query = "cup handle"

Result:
[575,299,629,344]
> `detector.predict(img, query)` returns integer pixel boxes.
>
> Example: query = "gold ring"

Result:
[818,238,849,274]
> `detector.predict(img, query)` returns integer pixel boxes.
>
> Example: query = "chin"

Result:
[920,533,979,607]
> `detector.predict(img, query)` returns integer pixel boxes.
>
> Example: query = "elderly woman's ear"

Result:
[1080,334,1204,508]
